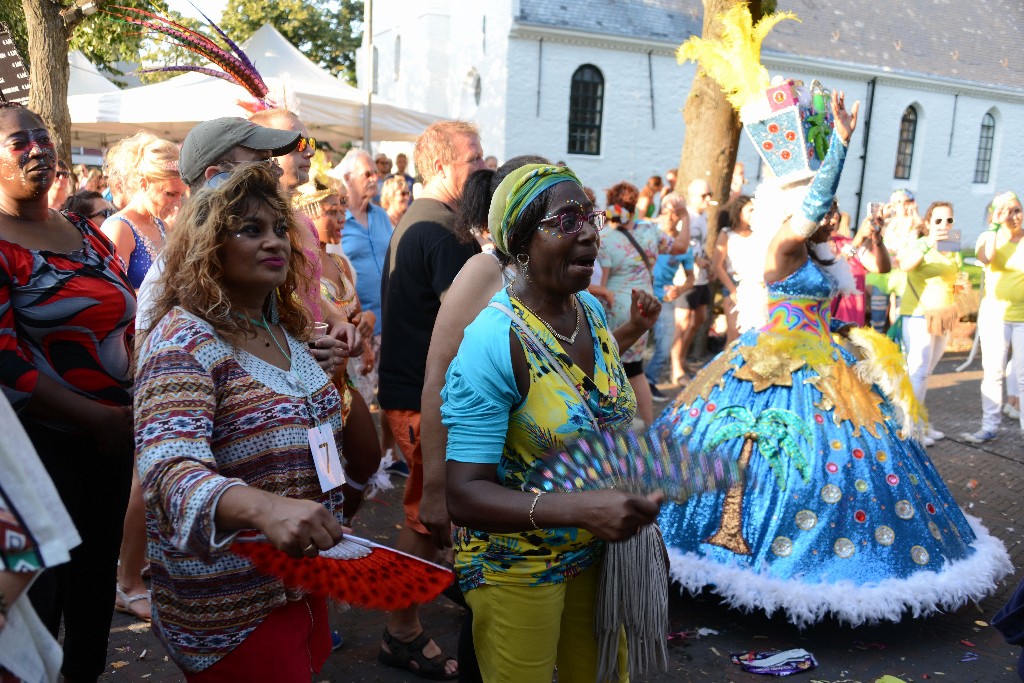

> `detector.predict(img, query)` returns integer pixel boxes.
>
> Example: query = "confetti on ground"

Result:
[110,661,128,669]
[975,620,989,627]
[959,639,975,647]
[697,627,719,636]
[960,652,979,662]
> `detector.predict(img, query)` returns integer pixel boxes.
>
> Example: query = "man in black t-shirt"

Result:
[377,120,485,678]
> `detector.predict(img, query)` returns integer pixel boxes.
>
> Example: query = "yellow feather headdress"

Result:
[676,5,799,112]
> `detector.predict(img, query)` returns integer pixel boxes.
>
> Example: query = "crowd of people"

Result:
[0,80,1021,683]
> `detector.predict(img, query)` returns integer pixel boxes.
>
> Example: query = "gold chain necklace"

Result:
[507,286,581,344]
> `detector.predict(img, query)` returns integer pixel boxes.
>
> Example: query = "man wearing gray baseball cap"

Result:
[137,117,302,331]
[178,116,301,190]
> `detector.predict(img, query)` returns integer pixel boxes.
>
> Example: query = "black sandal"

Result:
[378,628,458,680]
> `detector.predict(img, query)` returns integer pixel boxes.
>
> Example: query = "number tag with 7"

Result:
[308,423,345,493]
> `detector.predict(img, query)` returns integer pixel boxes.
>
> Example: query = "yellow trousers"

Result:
[464,563,628,683]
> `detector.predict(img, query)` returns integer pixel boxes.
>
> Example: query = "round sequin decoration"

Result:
[852,448,865,459]
[926,503,936,515]
[875,526,895,546]
[763,141,775,151]
[682,426,693,436]
[826,462,839,474]
[706,403,716,412]
[854,510,866,523]
[834,538,855,558]
[821,484,842,504]
[876,451,888,462]
[831,440,843,451]
[886,474,900,486]
[909,474,919,485]
[768,121,781,131]
[855,479,868,493]
[795,510,817,531]
[785,130,797,141]
[780,150,792,160]
[689,408,700,418]
[911,545,930,566]
[895,500,915,520]
[928,521,942,540]
[814,414,824,424]
[772,536,793,557]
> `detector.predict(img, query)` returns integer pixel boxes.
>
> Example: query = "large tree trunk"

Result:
[676,0,767,357]
[23,0,72,163]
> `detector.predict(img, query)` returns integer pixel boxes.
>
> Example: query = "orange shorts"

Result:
[383,409,428,536]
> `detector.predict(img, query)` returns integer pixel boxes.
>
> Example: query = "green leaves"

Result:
[218,0,362,84]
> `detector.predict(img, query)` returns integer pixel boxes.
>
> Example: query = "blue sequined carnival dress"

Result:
[655,133,1011,627]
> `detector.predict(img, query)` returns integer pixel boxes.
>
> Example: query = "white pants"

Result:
[902,315,947,405]
[979,303,1011,431]
[1005,321,1024,431]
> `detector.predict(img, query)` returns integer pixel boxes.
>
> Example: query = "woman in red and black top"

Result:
[0,104,136,682]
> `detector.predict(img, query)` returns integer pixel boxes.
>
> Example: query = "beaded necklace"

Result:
[239,313,292,364]
[506,285,581,344]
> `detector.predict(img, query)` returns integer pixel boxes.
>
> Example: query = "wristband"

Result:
[344,476,367,492]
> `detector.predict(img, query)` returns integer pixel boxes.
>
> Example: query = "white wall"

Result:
[368,1,1024,235]
[503,37,694,201]
[367,0,513,172]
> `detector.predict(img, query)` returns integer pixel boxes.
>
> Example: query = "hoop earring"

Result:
[516,253,531,282]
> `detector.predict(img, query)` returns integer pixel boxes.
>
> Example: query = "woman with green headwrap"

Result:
[441,165,662,681]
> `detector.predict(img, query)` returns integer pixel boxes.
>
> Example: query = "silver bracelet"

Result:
[528,491,545,530]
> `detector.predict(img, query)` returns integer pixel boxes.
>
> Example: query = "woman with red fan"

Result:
[441,164,663,682]
[134,164,350,681]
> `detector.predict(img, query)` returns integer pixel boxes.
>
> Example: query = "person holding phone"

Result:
[895,201,961,445]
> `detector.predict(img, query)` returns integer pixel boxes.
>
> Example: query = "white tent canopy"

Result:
[68,24,438,147]
[67,51,120,96]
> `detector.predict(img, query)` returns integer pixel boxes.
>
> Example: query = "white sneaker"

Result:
[1004,403,1021,420]
[923,435,936,447]
[926,428,945,441]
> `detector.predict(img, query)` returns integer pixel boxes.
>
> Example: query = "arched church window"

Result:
[893,106,917,180]
[568,65,604,155]
[973,111,996,184]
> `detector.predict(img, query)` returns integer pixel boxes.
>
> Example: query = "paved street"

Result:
[97,349,1024,682]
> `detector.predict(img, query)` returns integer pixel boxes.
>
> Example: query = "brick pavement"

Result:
[96,351,1023,682]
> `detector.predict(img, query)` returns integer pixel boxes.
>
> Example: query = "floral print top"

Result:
[442,289,636,591]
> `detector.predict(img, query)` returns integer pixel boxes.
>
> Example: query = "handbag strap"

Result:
[489,300,599,429]
[617,225,654,281]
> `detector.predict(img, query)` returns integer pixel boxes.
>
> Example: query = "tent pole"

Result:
[363,0,373,150]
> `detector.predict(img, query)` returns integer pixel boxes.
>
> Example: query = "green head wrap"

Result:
[487,164,582,256]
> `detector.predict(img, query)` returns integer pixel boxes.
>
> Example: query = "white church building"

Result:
[365,0,1024,242]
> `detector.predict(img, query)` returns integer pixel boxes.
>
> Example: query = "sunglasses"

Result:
[359,170,378,179]
[933,217,954,225]
[537,210,605,235]
[399,191,411,197]
[88,208,116,220]
[207,159,282,188]
[296,137,317,153]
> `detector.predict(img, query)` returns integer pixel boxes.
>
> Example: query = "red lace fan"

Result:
[232,534,453,611]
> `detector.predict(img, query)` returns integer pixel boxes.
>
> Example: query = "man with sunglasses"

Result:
[374,120,486,680]
[386,152,416,201]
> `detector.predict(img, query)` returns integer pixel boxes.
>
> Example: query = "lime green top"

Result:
[900,239,958,316]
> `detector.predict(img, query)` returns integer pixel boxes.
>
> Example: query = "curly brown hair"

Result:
[605,181,640,214]
[143,164,313,346]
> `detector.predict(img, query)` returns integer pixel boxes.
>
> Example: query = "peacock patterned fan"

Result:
[106,5,272,110]
[232,533,453,611]
[524,422,741,501]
